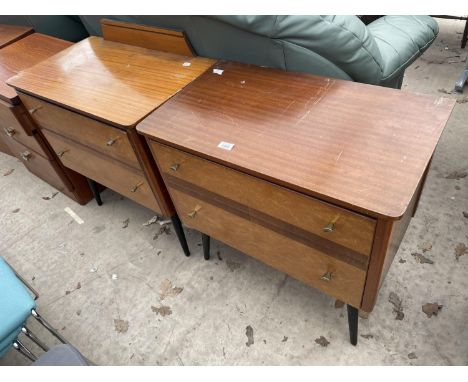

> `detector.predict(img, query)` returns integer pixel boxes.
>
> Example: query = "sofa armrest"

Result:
[367,16,439,82]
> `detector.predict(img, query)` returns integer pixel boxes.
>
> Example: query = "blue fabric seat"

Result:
[0,257,36,358]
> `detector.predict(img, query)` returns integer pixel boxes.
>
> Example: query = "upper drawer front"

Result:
[18,93,140,169]
[171,188,366,307]
[0,102,48,158]
[151,142,376,258]
[43,129,160,213]
[4,137,72,193]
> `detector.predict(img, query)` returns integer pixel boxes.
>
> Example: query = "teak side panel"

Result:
[0,33,72,104]
[151,141,376,257]
[43,129,161,212]
[137,61,455,219]
[0,24,33,49]
[360,179,422,312]
[101,18,195,56]
[171,188,366,307]
[7,37,215,127]
[19,93,140,169]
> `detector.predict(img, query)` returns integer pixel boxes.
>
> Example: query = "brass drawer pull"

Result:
[130,181,143,193]
[106,137,121,146]
[57,149,69,158]
[20,151,32,161]
[170,164,180,172]
[28,106,43,114]
[4,127,15,137]
[323,222,335,233]
[188,205,201,218]
[321,271,333,282]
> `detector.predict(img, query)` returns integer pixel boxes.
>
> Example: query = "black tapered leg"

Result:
[347,305,359,346]
[170,215,190,257]
[202,233,210,260]
[86,178,102,206]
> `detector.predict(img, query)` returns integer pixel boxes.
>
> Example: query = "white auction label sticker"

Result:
[217,141,235,151]
[213,68,224,75]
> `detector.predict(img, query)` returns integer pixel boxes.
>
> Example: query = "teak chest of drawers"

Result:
[0,31,92,204]
[7,34,215,254]
[137,61,455,345]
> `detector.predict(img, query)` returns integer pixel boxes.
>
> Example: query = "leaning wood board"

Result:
[137,61,455,312]
[0,24,33,50]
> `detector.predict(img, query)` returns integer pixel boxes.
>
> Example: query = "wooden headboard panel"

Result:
[100,18,195,56]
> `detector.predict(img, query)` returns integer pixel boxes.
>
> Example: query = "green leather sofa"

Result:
[79,15,439,89]
[0,16,88,42]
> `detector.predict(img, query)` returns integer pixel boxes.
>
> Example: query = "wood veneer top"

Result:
[137,61,455,219]
[7,36,215,127]
[0,24,33,49]
[0,33,71,104]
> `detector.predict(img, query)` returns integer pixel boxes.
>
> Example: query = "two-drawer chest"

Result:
[7,35,215,254]
[0,31,92,204]
[137,61,455,345]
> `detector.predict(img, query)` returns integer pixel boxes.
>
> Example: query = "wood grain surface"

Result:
[0,24,33,49]
[138,61,455,219]
[101,18,195,56]
[7,36,215,127]
[0,33,71,104]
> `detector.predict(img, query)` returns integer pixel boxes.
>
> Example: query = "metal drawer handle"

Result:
[323,222,335,233]
[28,106,43,114]
[21,151,32,161]
[170,164,180,172]
[4,127,15,137]
[188,205,201,218]
[320,271,333,282]
[130,181,143,193]
[57,149,69,158]
[106,137,121,146]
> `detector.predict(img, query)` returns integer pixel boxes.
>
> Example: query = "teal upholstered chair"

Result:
[79,15,439,89]
[0,16,88,42]
[0,257,66,361]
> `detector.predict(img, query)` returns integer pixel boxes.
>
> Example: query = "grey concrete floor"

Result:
[1,18,467,366]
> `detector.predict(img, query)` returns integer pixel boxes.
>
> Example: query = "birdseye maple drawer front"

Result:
[18,93,140,169]
[42,129,160,212]
[0,101,47,157]
[4,137,71,193]
[151,142,376,260]
[172,188,366,307]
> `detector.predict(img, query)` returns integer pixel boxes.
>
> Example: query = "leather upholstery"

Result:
[0,16,88,42]
[79,15,438,88]
[0,257,35,358]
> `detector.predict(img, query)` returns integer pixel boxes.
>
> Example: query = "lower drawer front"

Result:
[172,189,366,307]
[43,130,160,212]
[5,137,72,194]
[0,101,48,157]
[0,135,12,155]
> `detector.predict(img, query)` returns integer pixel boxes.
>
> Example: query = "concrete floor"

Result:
[1,18,467,366]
